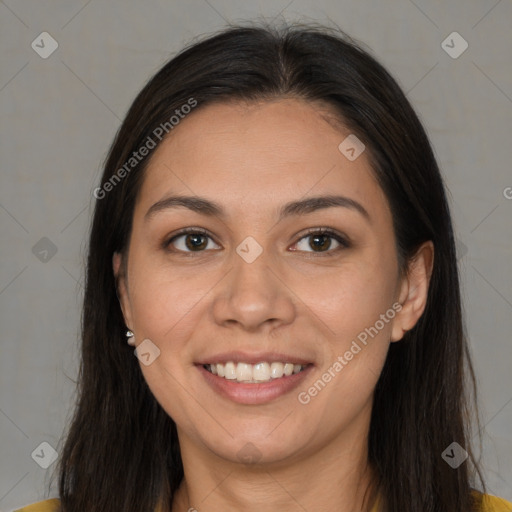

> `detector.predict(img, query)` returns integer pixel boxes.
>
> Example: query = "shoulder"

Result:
[479,493,512,512]
[12,498,60,512]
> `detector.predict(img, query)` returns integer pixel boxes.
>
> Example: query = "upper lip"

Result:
[195,351,314,366]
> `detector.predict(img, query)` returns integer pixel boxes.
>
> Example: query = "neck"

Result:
[170,415,377,512]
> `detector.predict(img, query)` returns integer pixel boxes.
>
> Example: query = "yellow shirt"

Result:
[14,493,512,511]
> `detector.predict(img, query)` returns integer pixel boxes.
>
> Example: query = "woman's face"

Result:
[115,98,426,466]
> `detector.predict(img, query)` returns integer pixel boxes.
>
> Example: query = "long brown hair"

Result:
[51,20,485,511]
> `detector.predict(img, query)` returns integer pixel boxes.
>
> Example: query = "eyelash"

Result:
[163,227,350,257]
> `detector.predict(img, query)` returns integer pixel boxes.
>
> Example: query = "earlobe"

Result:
[390,241,434,342]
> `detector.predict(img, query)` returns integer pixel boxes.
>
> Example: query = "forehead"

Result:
[135,98,389,223]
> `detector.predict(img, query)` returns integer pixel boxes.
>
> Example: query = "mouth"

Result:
[196,354,314,405]
[202,361,308,383]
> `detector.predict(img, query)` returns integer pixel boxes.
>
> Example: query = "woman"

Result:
[16,21,511,512]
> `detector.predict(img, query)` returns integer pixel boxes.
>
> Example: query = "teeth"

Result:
[253,362,270,382]
[224,362,237,380]
[236,362,252,382]
[283,363,294,376]
[204,361,307,383]
[270,362,284,378]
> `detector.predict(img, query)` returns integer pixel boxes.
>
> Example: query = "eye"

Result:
[164,227,350,255]
[291,228,350,254]
[165,228,220,253]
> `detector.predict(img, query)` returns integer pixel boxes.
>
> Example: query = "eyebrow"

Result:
[144,194,371,223]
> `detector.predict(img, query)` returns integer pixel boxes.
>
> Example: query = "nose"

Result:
[211,243,296,333]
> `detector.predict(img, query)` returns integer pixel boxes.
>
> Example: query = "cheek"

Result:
[127,256,211,347]
[301,254,398,410]
[293,256,398,347]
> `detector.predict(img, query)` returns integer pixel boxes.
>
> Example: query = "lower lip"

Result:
[197,364,314,405]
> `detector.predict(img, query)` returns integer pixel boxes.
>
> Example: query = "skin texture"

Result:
[113,98,434,512]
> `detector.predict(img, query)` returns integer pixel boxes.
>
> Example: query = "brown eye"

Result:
[309,234,333,251]
[166,229,220,252]
[292,229,349,254]
[183,233,208,251]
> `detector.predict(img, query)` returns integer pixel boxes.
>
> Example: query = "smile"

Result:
[203,361,307,383]
[198,359,314,405]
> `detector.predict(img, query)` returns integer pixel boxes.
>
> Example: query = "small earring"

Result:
[126,329,136,346]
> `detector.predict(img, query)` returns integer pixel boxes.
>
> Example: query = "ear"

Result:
[391,241,434,342]
[113,252,134,329]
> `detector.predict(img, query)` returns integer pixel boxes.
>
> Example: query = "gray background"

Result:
[1,0,511,510]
